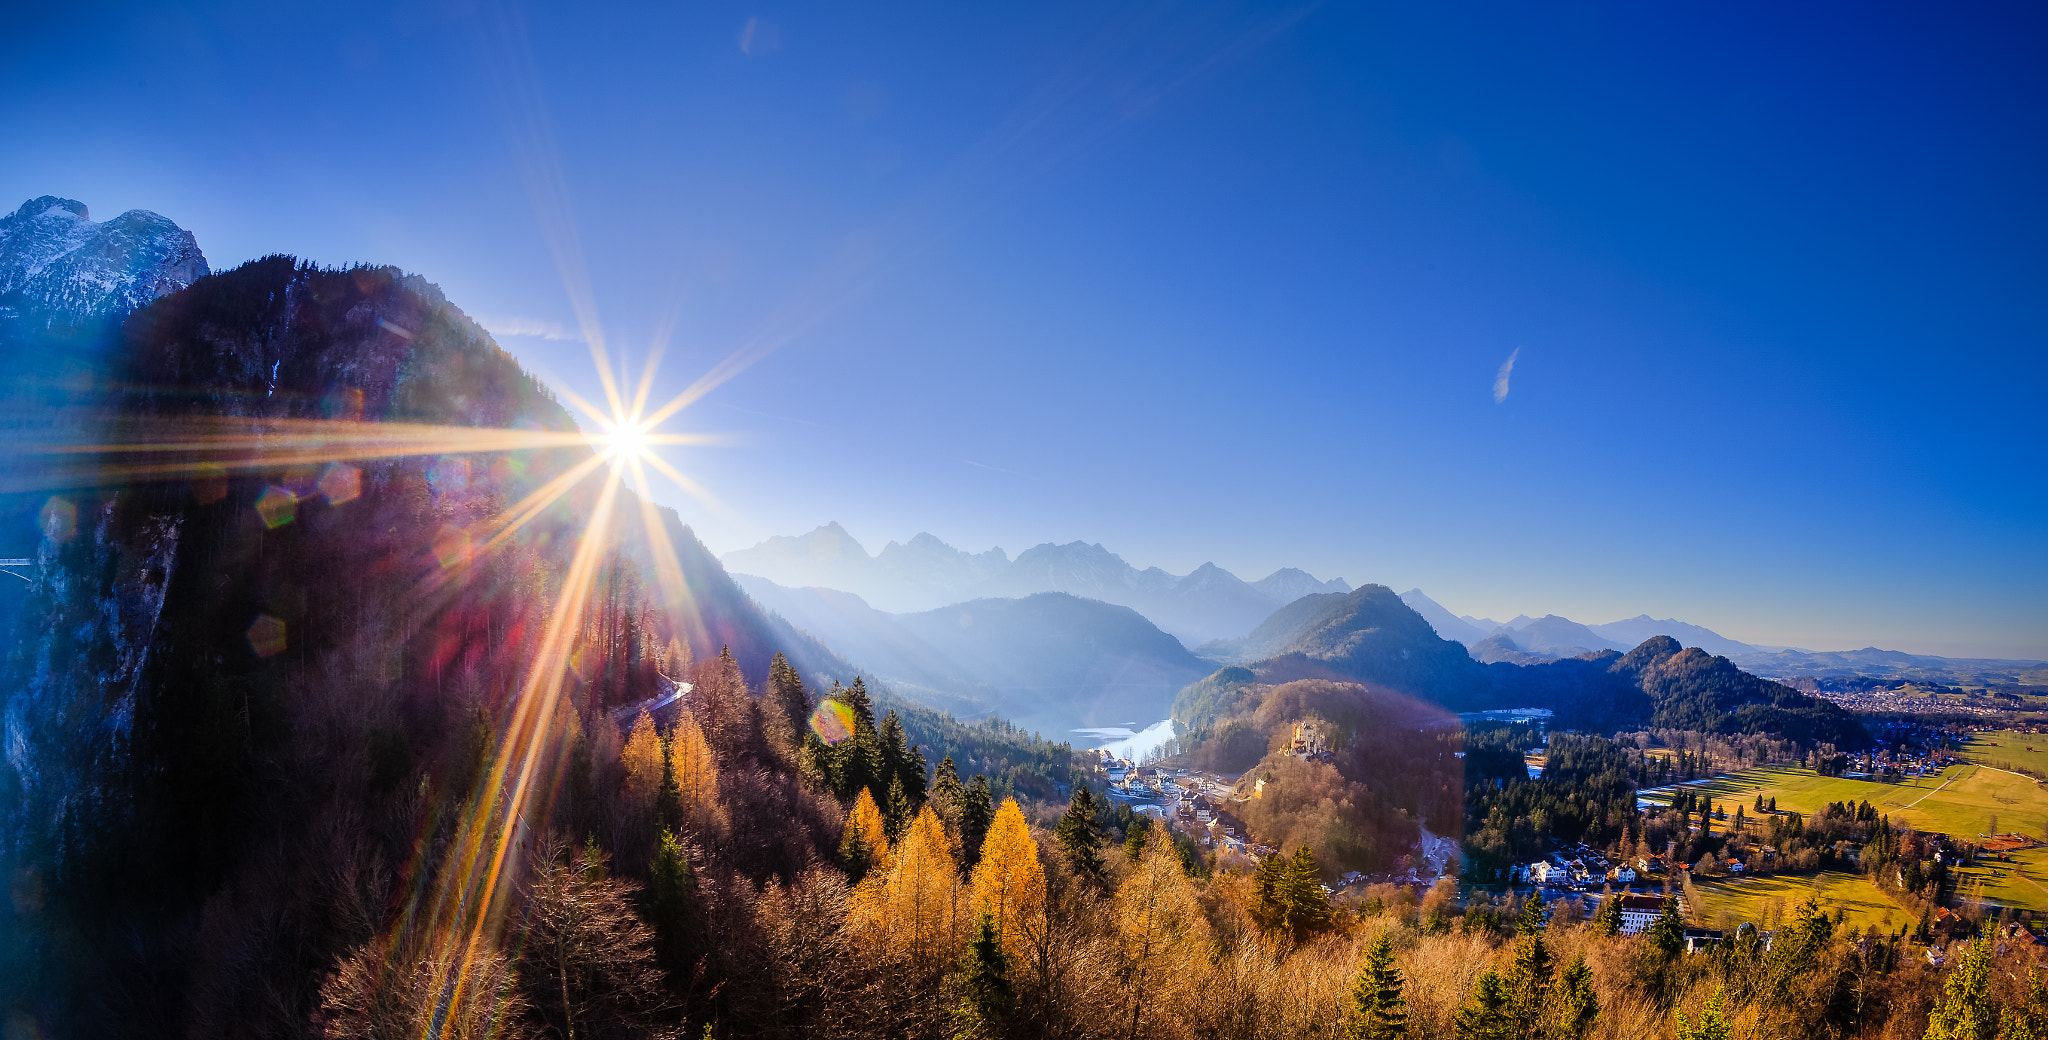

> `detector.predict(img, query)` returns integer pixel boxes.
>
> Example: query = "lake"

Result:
[1073,718,1177,763]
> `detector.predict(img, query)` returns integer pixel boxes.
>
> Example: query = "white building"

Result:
[1613,894,1679,936]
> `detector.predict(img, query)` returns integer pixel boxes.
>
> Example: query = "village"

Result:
[1087,720,1345,861]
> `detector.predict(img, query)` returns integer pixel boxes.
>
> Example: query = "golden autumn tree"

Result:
[621,708,664,805]
[849,803,962,973]
[841,786,891,880]
[1114,824,1210,1040]
[968,798,1046,968]
[668,707,719,820]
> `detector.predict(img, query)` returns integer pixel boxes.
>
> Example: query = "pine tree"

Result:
[884,776,914,843]
[1281,845,1333,941]
[938,771,982,855]
[1675,987,1732,1040]
[1452,969,1512,1040]
[1054,784,1106,884]
[766,651,809,734]
[1924,937,1998,1040]
[647,826,696,980]
[878,709,927,810]
[1125,817,1154,866]
[1646,896,1685,958]
[827,677,884,803]
[1592,892,1624,938]
[1251,851,1285,933]
[1516,893,1548,936]
[1505,896,1553,1038]
[969,798,1047,968]
[2003,967,2048,1040]
[952,912,1016,1039]
[1346,930,1406,1040]
[932,755,965,821]
[655,727,684,832]
[1555,953,1597,1040]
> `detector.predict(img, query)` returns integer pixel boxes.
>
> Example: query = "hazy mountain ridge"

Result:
[1488,614,1629,656]
[724,523,1349,643]
[734,573,1212,732]
[1398,588,2039,681]
[1191,585,1868,747]
[1728,646,2048,686]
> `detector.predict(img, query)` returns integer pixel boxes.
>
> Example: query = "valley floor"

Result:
[1640,763,2048,914]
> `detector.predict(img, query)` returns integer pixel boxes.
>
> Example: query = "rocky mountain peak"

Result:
[0,194,209,323]
[14,196,91,221]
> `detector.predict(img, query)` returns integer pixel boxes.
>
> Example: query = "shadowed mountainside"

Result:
[1185,585,1869,748]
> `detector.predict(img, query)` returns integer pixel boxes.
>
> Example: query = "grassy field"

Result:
[1688,870,1904,933]
[1956,730,2048,778]
[1639,764,2043,839]
[1642,763,2048,912]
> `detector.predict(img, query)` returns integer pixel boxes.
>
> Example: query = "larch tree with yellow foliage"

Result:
[840,787,890,882]
[668,708,719,823]
[621,709,664,807]
[1114,824,1210,1040]
[849,804,962,975]
[968,798,1046,969]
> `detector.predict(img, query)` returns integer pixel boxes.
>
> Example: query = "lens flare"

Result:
[809,699,856,745]
[246,614,287,658]
[318,462,361,505]
[255,486,297,529]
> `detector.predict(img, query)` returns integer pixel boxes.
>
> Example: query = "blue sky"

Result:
[5,2,2044,658]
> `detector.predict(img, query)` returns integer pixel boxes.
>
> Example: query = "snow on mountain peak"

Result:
[0,195,209,322]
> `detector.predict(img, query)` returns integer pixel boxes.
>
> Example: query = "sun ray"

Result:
[622,454,698,624]
[627,337,666,423]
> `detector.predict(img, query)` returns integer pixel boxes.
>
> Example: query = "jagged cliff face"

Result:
[0,197,214,692]
[0,195,209,335]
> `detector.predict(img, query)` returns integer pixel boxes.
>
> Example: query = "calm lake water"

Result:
[1073,719,1177,763]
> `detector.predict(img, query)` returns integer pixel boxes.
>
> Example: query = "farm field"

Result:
[1957,730,2048,778]
[1639,764,2042,839]
[1641,763,2048,912]
[1688,870,1904,933]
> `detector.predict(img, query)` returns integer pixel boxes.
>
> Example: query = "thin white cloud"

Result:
[1493,347,1520,404]
[480,316,582,342]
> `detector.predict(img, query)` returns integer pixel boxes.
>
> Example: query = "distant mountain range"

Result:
[723,523,1349,644]
[1188,584,1869,749]
[1395,588,2042,684]
[734,574,1212,732]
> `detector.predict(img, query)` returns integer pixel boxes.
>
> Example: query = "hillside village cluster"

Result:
[1090,721,1336,864]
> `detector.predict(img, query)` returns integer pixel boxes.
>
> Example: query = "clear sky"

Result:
[5,2,2044,658]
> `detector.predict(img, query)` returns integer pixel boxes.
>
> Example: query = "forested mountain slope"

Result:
[1184,586,1869,748]
[0,257,860,1034]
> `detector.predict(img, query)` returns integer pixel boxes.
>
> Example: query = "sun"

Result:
[598,417,653,460]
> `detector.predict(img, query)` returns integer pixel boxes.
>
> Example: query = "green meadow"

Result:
[1642,762,2048,912]
[1688,870,1904,933]
[1956,729,2048,778]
